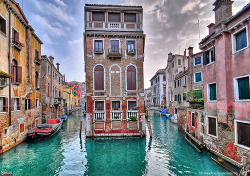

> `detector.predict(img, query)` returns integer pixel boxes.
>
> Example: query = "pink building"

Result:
[200,0,250,173]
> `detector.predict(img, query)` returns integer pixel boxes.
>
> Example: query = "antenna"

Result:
[198,20,200,40]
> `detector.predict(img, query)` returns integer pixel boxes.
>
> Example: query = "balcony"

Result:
[94,111,106,121]
[86,22,142,31]
[34,57,42,65]
[12,39,24,51]
[108,48,122,59]
[127,49,136,56]
[126,110,138,121]
[110,110,122,121]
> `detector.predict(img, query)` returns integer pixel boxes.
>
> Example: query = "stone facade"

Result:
[0,0,42,153]
[41,55,64,122]
[84,4,146,137]
[149,69,166,109]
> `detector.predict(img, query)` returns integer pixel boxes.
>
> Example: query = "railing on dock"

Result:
[126,110,138,120]
[110,110,122,120]
[94,111,106,121]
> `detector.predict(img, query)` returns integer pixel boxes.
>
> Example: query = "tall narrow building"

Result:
[84,4,146,137]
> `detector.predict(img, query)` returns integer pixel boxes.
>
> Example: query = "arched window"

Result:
[35,71,39,89]
[94,65,104,91]
[127,65,136,90]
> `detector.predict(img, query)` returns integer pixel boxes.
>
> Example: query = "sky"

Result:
[15,0,248,88]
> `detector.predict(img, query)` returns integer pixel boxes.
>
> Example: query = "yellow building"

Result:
[0,0,43,153]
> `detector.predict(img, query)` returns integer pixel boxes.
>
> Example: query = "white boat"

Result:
[170,114,178,124]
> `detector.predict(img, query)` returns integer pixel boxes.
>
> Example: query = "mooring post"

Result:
[80,120,82,137]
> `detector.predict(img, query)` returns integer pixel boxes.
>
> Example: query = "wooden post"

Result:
[80,120,82,137]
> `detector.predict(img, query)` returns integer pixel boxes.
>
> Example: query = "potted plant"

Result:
[130,116,137,121]
[114,116,120,119]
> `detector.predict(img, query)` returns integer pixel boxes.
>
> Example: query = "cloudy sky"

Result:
[16,0,247,88]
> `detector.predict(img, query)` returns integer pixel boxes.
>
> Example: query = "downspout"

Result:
[8,6,12,127]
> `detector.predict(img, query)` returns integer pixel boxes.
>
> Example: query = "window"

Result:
[127,41,135,54]
[235,76,250,100]
[178,59,181,65]
[0,97,8,112]
[184,76,187,85]
[194,72,202,83]
[174,81,176,88]
[92,11,105,21]
[20,124,24,133]
[124,13,136,22]
[94,65,104,91]
[237,122,250,148]
[177,80,180,87]
[172,62,174,68]
[35,71,39,89]
[11,59,22,83]
[12,28,19,42]
[0,15,6,34]
[36,98,39,108]
[110,40,119,52]
[208,83,217,101]
[13,98,20,111]
[25,99,31,110]
[203,47,215,65]
[183,93,186,101]
[194,57,201,65]
[128,101,136,110]
[232,27,248,53]
[112,101,120,110]
[95,101,104,110]
[178,94,181,101]
[174,95,177,101]
[191,113,195,127]
[48,66,50,73]
[108,12,120,22]
[94,40,103,53]
[163,76,166,81]
[47,84,50,97]
[127,65,136,90]
[208,116,217,137]
[35,49,39,60]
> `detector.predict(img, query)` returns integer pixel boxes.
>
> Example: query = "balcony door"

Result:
[110,40,119,52]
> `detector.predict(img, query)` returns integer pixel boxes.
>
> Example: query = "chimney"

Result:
[56,62,60,71]
[168,52,173,60]
[213,0,233,26]
[188,47,194,57]
[208,23,215,34]
[49,56,54,64]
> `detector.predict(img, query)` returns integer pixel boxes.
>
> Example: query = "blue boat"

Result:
[61,115,68,121]
[160,109,168,116]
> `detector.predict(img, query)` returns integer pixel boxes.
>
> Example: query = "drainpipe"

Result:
[8,6,12,127]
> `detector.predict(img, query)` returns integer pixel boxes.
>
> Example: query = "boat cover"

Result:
[161,109,168,114]
[37,124,52,128]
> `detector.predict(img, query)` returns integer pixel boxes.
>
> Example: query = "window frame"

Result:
[111,100,121,111]
[19,123,25,134]
[194,71,202,83]
[127,100,137,110]
[232,25,249,54]
[234,120,250,150]
[207,116,218,138]
[0,15,7,35]
[126,40,136,55]
[93,64,105,92]
[126,64,137,92]
[178,59,181,66]
[194,56,202,66]
[207,82,217,102]
[93,39,104,54]
[191,112,195,128]
[124,13,137,23]
[92,11,105,22]
[94,100,105,111]
[35,98,39,109]
[234,74,250,102]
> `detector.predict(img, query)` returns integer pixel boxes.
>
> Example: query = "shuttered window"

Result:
[112,101,120,110]
[35,49,39,60]
[124,13,136,22]
[191,113,195,127]
[208,117,216,136]
[108,12,120,22]
[195,72,202,82]
[0,16,6,34]
[128,101,136,110]
[236,29,247,51]
[110,40,119,52]
[178,59,181,65]
[209,83,217,101]
[12,28,19,42]
[0,97,8,112]
[94,40,103,53]
[237,122,250,148]
[11,60,22,83]
[95,101,104,110]
[127,41,135,53]
[35,71,39,89]
[92,11,105,21]
[203,47,215,65]
[194,57,201,65]
[127,66,136,90]
[25,99,31,110]
[20,124,24,133]
[238,77,250,100]
[94,65,104,91]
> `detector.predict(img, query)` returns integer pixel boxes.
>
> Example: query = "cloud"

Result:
[54,0,66,7]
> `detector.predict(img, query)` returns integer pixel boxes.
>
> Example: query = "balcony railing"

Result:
[0,78,7,89]
[126,110,138,121]
[108,22,120,29]
[94,111,106,121]
[34,57,42,65]
[110,110,122,121]
[94,48,104,54]
[12,39,24,50]
[108,48,122,58]
[86,22,142,31]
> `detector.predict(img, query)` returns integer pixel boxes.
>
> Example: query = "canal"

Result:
[0,110,231,176]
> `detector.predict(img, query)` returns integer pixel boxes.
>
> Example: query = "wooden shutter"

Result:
[108,12,120,22]
[17,66,22,83]
[127,66,136,90]
[124,13,136,22]
[208,117,216,136]
[1,19,6,34]
[92,12,105,21]
[213,46,215,62]
[94,66,104,90]
[192,113,195,127]
[17,98,20,110]
[238,77,250,100]
[4,97,8,112]
[238,122,250,147]
[203,51,207,65]
[210,84,216,100]
[25,99,27,110]
[11,98,14,111]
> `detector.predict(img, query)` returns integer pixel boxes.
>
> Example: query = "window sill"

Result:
[232,46,248,55]
[0,30,7,37]
[235,99,250,102]
[0,111,8,114]
[194,81,203,83]
[207,100,217,103]
[194,64,202,66]
[207,133,217,138]
[235,143,250,150]
[12,82,20,85]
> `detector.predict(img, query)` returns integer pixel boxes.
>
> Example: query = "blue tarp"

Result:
[160,109,168,114]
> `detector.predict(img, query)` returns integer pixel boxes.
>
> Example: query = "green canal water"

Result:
[0,110,231,176]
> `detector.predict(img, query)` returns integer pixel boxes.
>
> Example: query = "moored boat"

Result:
[27,118,62,141]
[61,115,68,121]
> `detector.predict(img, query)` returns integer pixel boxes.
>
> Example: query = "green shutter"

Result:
[238,77,250,100]
[210,83,216,101]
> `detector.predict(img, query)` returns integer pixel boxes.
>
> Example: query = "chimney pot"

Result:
[56,62,60,71]
[188,47,194,57]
